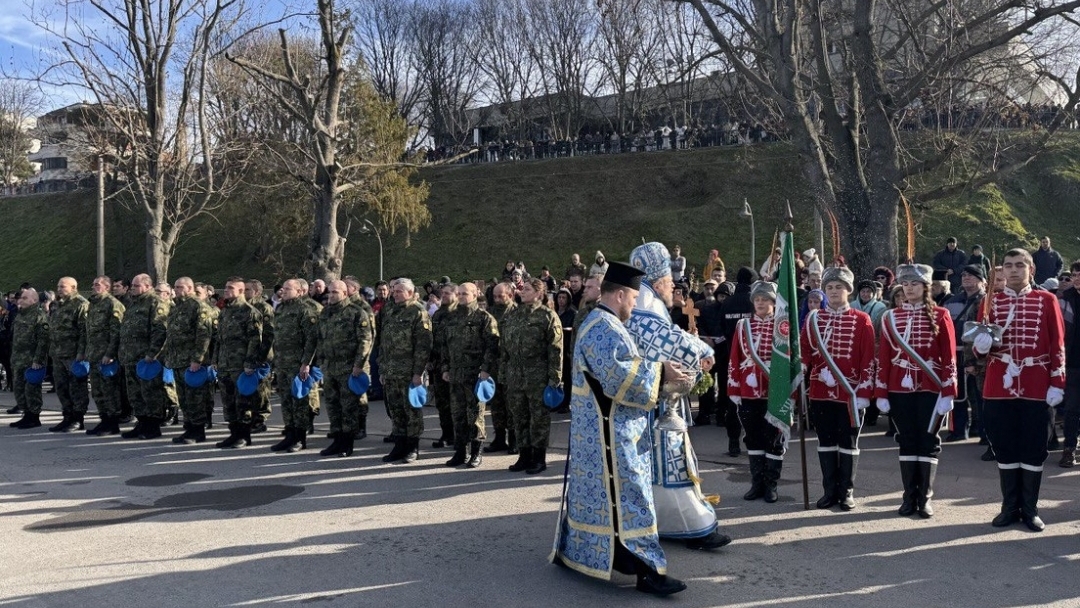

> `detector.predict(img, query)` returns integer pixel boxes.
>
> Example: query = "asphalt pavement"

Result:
[0,391,1077,607]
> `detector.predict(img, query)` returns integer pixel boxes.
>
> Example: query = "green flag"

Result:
[766,230,802,445]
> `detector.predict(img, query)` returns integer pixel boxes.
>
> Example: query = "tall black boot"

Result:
[507,429,519,455]
[382,437,408,462]
[173,422,195,444]
[49,414,73,433]
[898,460,919,516]
[816,451,839,509]
[399,438,420,463]
[526,448,547,474]
[837,451,858,511]
[6,404,23,415]
[320,432,343,456]
[356,415,367,440]
[763,458,782,503]
[917,460,937,519]
[337,435,355,457]
[466,440,483,468]
[508,447,532,472]
[743,455,766,500]
[12,412,41,429]
[446,444,467,467]
[991,468,1022,527]
[216,422,242,448]
[272,428,297,452]
[64,412,85,432]
[121,417,145,439]
[186,423,206,444]
[289,429,307,453]
[484,429,508,453]
[138,418,162,439]
[87,415,119,436]
[307,410,315,434]
[1019,468,1045,532]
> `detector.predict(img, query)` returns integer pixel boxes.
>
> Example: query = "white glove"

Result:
[856,397,870,410]
[820,368,837,387]
[1047,387,1064,407]
[935,395,954,415]
[875,398,890,414]
[972,333,993,355]
[730,396,742,406]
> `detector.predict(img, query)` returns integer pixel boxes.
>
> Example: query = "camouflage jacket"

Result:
[571,300,598,348]
[440,302,499,383]
[12,305,49,367]
[274,297,321,369]
[490,301,516,326]
[213,296,263,372]
[498,301,563,388]
[250,297,275,363]
[431,301,458,367]
[85,292,125,363]
[317,299,373,375]
[377,299,432,381]
[49,293,89,360]
[118,291,169,365]
[161,295,214,369]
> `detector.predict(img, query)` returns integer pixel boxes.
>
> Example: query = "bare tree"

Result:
[682,0,1080,275]
[0,79,44,195]
[353,0,425,143]
[472,0,541,141]
[32,0,249,282]
[594,0,665,134]
[227,0,430,282]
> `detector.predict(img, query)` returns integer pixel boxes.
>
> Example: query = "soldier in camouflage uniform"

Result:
[85,276,126,436]
[317,280,374,457]
[163,277,214,444]
[196,283,220,428]
[375,283,399,443]
[212,278,263,449]
[48,277,90,432]
[500,277,563,474]
[8,288,49,429]
[246,279,275,433]
[571,273,603,346]
[440,282,499,468]
[430,283,458,448]
[119,274,173,440]
[344,276,375,439]
[484,281,517,453]
[110,278,134,423]
[272,279,321,453]
[378,279,433,464]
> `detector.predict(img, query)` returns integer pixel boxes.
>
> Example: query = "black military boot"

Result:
[400,438,420,463]
[173,422,195,444]
[49,414,73,433]
[272,428,296,452]
[917,460,937,519]
[6,404,22,415]
[382,438,408,462]
[306,411,315,434]
[383,434,397,443]
[186,424,207,444]
[121,418,145,439]
[432,434,451,449]
[837,451,858,511]
[239,422,253,447]
[763,458,782,504]
[1019,468,1045,532]
[356,416,367,441]
[166,406,180,426]
[727,437,742,457]
[338,435,355,457]
[466,440,483,468]
[508,447,532,472]
[138,417,162,439]
[320,433,343,457]
[743,455,766,501]
[63,413,85,432]
[898,460,919,516]
[11,412,41,429]
[991,468,1022,527]
[507,429,519,455]
[216,422,243,448]
[446,445,467,467]
[526,448,547,474]
[289,429,307,453]
[484,429,508,453]
[816,451,840,509]
[87,416,117,436]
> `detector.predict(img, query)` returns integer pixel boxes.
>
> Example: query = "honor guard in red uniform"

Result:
[728,281,782,503]
[875,264,957,518]
[800,267,877,511]
[973,249,1065,532]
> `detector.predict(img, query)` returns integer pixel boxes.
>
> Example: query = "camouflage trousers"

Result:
[488,383,512,433]
[218,371,254,425]
[53,356,90,415]
[253,374,273,424]
[322,372,366,436]
[173,368,208,427]
[450,381,486,449]
[123,363,175,420]
[385,377,424,439]
[276,371,320,430]
[431,375,454,440]
[204,381,217,424]
[90,365,122,418]
[507,385,550,450]
[13,363,44,414]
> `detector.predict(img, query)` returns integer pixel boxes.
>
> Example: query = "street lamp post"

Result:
[360,219,384,281]
[740,198,755,272]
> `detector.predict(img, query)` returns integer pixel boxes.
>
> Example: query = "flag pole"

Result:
[784,204,811,511]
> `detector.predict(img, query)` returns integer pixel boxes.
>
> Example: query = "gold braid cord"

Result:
[900,193,915,263]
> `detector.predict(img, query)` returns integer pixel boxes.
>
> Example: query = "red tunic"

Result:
[977,287,1065,400]
[800,306,877,403]
[875,304,958,398]
[727,315,774,400]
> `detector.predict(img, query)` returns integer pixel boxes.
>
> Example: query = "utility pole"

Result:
[97,155,105,277]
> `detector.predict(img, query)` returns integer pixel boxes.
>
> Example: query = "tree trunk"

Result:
[308,175,342,282]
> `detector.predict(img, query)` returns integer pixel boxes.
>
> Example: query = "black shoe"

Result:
[509,447,532,472]
[11,413,41,429]
[216,423,243,448]
[981,447,997,462]
[1019,469,1045,532]
[635,572,687,597]
[382,438,408,462]
[272,428,297,452]
[684,530,732,551]
[992,509,1021,527]
[251,421,268,434]
[992,468,1022,527]
[62,414,85,433]
[288,430,307,453]
[484,431,508,453]
[432,436,450,449]
[121,419,145,439]
[526,448,547,474]
[138,419,162,439]
[87,416,119,436]
[336,436,355,457]
[466,441,483,468]
[49,416,74,433]
[446,448,467,467]
[398,438,419,463]
[6,405,22,415]
[726,438,742,457]
[507,446,519,455]
[762,459,782,504]
[320,434,342,456]
[118,414,134,424]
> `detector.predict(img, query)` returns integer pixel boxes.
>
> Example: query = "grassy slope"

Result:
[3,138,1079,290]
